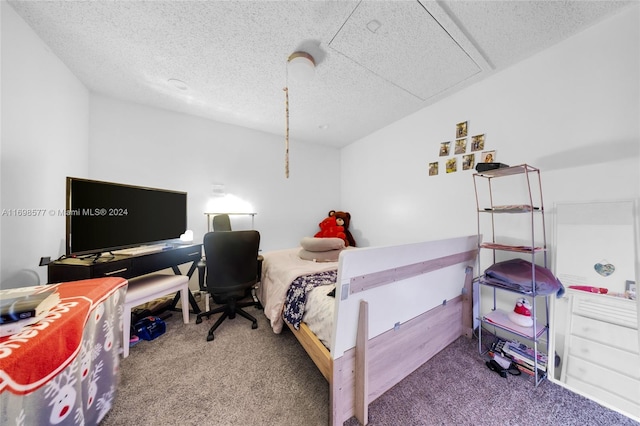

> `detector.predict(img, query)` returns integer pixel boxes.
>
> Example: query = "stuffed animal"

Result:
[329,210,356,247]
[314,210,356,247]
[330,210,356,247]
[314,215,346,243]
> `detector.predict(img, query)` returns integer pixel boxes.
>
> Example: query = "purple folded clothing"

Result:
[484,258,565,297]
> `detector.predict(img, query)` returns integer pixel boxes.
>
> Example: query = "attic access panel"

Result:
[329,1,481,101]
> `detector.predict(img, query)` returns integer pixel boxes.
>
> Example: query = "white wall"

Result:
[88,95,341,253]
[1,2,340,287]
[342,4,639,256]
[1,2,90,287]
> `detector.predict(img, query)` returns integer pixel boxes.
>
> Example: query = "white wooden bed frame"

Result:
[284,235,478,425]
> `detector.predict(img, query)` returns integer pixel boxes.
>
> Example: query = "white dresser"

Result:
[560,289,640,419]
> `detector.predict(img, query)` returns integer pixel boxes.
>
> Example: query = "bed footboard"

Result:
[282,235,477,425]
[332,292,469,425]
[330,235,477,425]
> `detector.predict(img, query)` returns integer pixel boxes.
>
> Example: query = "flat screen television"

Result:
[66,177,187,256]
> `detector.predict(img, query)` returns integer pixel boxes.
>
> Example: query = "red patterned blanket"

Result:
[0,277,127,395]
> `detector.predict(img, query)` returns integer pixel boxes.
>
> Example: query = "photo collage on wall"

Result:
[428,120,496,176]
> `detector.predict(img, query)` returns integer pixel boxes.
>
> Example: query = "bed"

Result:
[258,235,478,425]
[0,277,127,426]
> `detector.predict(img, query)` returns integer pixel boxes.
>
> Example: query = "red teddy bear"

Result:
[314,215,347,245]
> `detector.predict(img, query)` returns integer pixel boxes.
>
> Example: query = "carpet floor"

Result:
[101,300,639,426]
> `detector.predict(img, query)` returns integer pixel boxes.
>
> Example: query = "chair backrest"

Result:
[203,230,260,299]
[212,214,232,232]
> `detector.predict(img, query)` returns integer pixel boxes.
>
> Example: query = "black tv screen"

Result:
[66,177,187,256]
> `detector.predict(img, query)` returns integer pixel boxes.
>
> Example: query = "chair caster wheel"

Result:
[252,322,258,329]
[206,334,214,342]
[196,317,202,324]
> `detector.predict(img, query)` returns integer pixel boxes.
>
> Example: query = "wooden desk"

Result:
[47,244,202,313]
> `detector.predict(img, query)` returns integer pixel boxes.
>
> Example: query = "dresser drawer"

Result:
[92,259,133,278]
[571,291,637,329]
[570,314,639,354]
[565,375,640,419]
[568,335,640,380]
[565,355,640,402]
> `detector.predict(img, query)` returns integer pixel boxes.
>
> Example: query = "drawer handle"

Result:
[104,268,128,276]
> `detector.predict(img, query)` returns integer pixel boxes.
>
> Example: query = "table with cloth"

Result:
[0,277,127,425]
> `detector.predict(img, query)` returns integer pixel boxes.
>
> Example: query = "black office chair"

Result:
[197,214,263,310]
[196,230,261,341]
[212,214,232,231]
[198,214,232,298]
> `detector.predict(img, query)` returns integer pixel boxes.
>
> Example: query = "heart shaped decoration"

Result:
[594,262,615,277]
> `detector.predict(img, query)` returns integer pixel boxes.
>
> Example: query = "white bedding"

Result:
[303,284,336,348]
[259,247,338,334]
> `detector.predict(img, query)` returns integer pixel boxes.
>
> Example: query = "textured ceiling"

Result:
[7,0,635,147]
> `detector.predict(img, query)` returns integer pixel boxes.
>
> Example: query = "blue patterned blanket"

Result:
[283,270,337,330]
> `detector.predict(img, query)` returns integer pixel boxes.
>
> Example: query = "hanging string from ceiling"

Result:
[284,86,290,178]
[283,51,316,179]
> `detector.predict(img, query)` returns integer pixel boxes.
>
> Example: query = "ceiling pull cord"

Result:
[283,56,290,179]
[284,86,289,179]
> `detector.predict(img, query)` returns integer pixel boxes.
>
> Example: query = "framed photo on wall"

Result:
[439,142,451,156]
[481,150,496,163]
[456,121,468,138]
[471,134,485,151]
[462,154,475,170]
[446,158,457,173]
[429,162,439,176]
[454,138,467,155]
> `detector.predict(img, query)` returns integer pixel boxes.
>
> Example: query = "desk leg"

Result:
[169,262,202,314]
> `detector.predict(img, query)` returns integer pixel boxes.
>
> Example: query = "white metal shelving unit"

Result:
[473,163,549,386]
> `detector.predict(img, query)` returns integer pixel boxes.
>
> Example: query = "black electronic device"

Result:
[475,162,510,173]
[486,360,508,378]
[65,177,187,257]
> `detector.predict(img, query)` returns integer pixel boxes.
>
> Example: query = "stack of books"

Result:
[0,287,60,337]
[490,338,547,377]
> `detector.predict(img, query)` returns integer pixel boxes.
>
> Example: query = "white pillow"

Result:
[300,237,345,252]
[298,248,341,262]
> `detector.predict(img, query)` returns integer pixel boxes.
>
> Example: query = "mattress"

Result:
[259,247,339,334]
